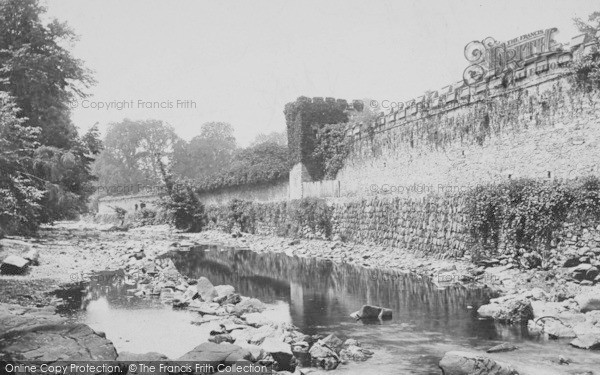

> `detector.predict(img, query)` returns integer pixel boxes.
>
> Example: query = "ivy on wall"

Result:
[465,176,600,259]
[284,97,349,180]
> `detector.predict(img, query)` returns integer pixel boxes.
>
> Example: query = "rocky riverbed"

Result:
[2,221,600,375]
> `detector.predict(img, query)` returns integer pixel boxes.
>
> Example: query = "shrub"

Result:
[160,184,207,232]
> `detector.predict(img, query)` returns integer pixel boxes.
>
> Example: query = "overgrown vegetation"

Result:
[284,97,350,180]
[0,0,101,234]
[209,197,333,239]
[465,177,600,259]
[159,181,207,232]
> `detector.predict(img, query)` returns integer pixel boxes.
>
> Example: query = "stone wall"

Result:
[96,179,289,214]
[337,71,600,198]
[196,178,289,205]
[205,194,470,258]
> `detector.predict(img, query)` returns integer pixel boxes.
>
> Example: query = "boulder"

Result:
[0,323,117,361]
[1,255,29,275]
[438,351,519,375]
[575,292,600,313]
[379,308,393,319]
[233,298,266,316]
[224,293,242,305]
[570,334,600,350]
[214,285,235,298]
[178,342,251,363]
[309,342,340,370]
[321,334,343,352]
[196,277,218,301]
[358,305,382,319]
[571,264,593,281]
[261,337,296,372]
[340,345,372,361]
[477,298,533,324]
[543,320,576,339]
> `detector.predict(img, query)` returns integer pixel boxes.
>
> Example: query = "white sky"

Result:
[44,0,599,146]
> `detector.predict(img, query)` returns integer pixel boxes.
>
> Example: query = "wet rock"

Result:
[570,334,600,350]
[309,343,340,370]
[196,276,218,301]
[178,342,251,362]
[188,300,219,315]
[261,337,296,372]
[563,256,581,268]
[243,312,271,327]
[477,297,533,324]
[438,351,518,375]
[233,298,266,316]
[208,333,235,344]
[351,305,392,320]
[1,255,29,275]
[214,285,235,298]
[0,323,117,361]
[23,248,40,265]
[340,345,372,361]
[379,308,393,319]
[321,334,343,352]
[486,343,518,353]
[543,320,576,339]
[575,292,600,313]
[571,264,593,281]
[224,293,242,305]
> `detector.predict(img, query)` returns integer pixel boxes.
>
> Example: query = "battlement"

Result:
[346,33,598,140]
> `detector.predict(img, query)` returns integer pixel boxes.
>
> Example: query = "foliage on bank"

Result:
[465,177,600,258]
[207,197,333,239]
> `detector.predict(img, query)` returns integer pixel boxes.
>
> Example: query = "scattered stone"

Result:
[196,277,218,301]
[351,305,392,320]
[308,342,339,370]
[208,333,235,344]
[569,334,600,350]
[214,285,235,298]
[261,337,296,372]
[178,342,251,362]
[477,297,533,324]
[543,320,576,339]
[438,351,518,375]
[1,255,29,275]
[575,292,600,313]
[486,343,518,353]
[233,298,266,316]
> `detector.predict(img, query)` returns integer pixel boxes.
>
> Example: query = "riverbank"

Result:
[1,221,600,374]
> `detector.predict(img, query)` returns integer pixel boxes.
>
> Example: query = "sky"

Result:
[44,0,599,146]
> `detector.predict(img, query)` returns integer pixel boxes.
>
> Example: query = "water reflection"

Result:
[169,246,500,339]
[67,245,538,373]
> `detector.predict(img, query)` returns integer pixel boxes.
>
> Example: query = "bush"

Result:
[160,184,207,232]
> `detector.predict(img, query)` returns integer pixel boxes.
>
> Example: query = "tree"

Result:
[0,92,43,235]
[0,0,95,148]
[574,11,600,41]
[93,119,180,194]
[172,122,237,180]
[0,0,99,226]
[251,131,287,147]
